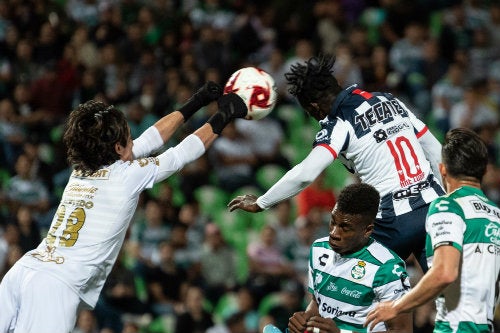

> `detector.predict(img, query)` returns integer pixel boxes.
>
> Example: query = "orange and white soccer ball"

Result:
[223,67,278,120]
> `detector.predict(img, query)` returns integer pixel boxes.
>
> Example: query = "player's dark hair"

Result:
[442,127,488,182]
[63,100,129,175]
[337,183,380,219]
[285,55,342,116]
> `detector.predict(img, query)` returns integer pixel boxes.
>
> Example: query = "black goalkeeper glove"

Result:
[178,81,223,120]
[207,93,248,134]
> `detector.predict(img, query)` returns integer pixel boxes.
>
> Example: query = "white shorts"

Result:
[0,263,82,333]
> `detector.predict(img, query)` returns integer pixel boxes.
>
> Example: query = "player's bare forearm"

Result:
[227,194,263,213]
[154,111,185,143]
[194,123,218,149]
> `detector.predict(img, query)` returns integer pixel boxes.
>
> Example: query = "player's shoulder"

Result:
[365,239,403,265]
[428,189,464,214]
[311,236,331,249]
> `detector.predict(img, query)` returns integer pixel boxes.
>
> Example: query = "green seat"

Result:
[194,185,230,216]
[258,292,283,315]
[213,292,238,324]
[256,164,287,190]
[147,314,176,333]
[276,104,305,138]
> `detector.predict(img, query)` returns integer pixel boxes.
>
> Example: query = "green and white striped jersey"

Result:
[308,237,410,332]
[426,186,500,333]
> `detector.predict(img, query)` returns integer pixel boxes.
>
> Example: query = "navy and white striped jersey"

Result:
[314,85,445,218]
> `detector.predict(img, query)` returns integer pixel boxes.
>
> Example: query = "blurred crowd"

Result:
[0,0,499,332]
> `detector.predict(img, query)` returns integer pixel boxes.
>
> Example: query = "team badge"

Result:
[351,261,366,279]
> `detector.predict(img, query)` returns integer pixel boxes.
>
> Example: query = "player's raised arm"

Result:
[154,92,248,183]
[228,145,334,212]
[132,81,222,158]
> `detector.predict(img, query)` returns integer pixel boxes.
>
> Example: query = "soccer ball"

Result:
[223,67,277,120]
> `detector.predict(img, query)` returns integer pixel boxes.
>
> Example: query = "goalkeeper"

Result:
[0,82,247,333]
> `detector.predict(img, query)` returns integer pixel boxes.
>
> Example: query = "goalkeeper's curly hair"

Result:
[285,55,342,116]
[63,100,129,175]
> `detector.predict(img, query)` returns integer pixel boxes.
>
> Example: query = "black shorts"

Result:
[371,204,430,271]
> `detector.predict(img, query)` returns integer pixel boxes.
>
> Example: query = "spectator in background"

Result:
[72,310,99,333]
[406,38,448,118]
[11,205,40,254]
[3,153,50,220]
[11,38,38,88]
[174,285,214,333]
[246,224,295,305]
[431,62,465,136]
[468,26,497,82]
[285,218,317,284]
[362,44,391,92]
[0,98,25,172]
[30,61,74,133]
[235,116,290,172]
[129,198,171,270]
[126,101,159,140]
[0,223,19,275]
[69,25,99,70]
[267,279,305,332]
[220,285,260,333]
[332,41,363,88]
[266,199,296,253]
[259,48,289,98]
[199,223,237,306]
[169,222,202,283]
[128,48,164,97]
[209,121,258,193]
[96,254,149,333]
[449,78,498,130]
[178,200,209,248]
[295,170,336,220]
[438,3,475,63]
[144,241,187,317]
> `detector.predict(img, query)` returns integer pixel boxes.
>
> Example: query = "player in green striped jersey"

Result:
[366,128,500,333]
[288,183,412,333]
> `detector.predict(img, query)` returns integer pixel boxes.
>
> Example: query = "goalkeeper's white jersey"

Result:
[18,158,158,307]
[426,186,500,333]
[308,237,410,332]
[314,85,444,219]
[16,129,205,308]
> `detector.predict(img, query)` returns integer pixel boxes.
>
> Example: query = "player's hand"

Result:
[364,300,398,331]
[288,311,311,333]
[179,81,222,120]
[195,81,223,106]
[305,316,341,333]
[227,194,263,213]
[217,93,248,120]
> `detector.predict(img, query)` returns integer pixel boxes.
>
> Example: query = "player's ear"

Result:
[364,223,374,238]
[439,163,446,178]
[115,142,125,156]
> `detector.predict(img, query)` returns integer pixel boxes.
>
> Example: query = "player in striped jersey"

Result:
[288,183,412,333]
[229,55,444,271]
[0,83,248,333]
[366,128,500,333]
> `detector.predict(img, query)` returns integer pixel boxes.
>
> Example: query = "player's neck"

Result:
[446,177,481,193]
